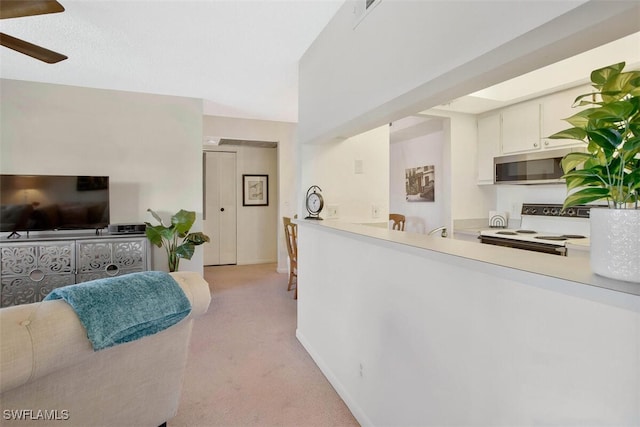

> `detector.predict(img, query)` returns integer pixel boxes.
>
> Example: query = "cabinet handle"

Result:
[105,264,119,276]
[28,269,45,282]
[544,140,549,146]
[220,208,225,212]
[533,142,539,148]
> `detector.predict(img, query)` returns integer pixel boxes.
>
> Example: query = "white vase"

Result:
[590,208,640,283]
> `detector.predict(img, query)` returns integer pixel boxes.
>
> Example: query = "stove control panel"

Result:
[521,203,593,218]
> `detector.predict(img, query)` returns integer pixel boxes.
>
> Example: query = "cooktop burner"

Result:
[496,231,518,235]
[516,229,537,234]
[562,234,587,239]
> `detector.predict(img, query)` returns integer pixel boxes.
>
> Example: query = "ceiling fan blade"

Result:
[0,32,67,63]
[0,0,64,19]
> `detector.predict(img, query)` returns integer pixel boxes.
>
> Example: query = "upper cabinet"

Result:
[540,84,591,149]
[501,102,541,154]
[474,83,592,185]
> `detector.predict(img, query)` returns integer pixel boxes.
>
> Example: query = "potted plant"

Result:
[145,209,210,272]
[549,61,639,283]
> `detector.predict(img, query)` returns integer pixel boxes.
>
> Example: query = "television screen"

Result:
[0,175,110,233]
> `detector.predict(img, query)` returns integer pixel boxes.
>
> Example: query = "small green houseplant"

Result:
[145,209,210,272]
[549,62,639,209]
[549,61,639,283]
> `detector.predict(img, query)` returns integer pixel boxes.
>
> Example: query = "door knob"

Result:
[220,208,225,212]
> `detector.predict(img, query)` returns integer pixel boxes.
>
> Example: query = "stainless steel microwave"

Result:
[494,147,586,185]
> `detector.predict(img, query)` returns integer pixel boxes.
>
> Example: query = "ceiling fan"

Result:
[0,0,67,63]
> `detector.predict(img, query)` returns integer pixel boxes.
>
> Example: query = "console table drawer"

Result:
[76,238,148,281]
[0,241,75,306]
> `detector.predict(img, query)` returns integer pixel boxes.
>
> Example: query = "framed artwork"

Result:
[405,165,435,202]
[242,174,269,206]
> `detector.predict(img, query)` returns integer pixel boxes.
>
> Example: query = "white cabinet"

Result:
[477,113,501,184]
[541,84,591,149]
[501,102,541,154]
[474,84,592,185]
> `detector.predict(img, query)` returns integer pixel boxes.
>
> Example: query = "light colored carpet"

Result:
[171,263,359,427]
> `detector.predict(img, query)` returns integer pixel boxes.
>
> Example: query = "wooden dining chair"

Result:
[389,213,406,231]
[283,216,298,299]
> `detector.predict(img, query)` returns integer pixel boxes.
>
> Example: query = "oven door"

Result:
[479,235,567,256]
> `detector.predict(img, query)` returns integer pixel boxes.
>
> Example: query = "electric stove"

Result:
[479,203,592,256]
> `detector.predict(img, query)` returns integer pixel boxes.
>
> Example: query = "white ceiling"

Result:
[1,1,638,124]
[0,0,344,123]
[436,31,640,114]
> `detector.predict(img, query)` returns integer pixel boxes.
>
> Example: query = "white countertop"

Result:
[296,219,639,297]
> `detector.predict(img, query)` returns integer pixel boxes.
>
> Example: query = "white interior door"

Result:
[204,151,237,265]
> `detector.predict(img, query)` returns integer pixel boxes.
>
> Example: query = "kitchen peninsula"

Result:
[294,219,639,426]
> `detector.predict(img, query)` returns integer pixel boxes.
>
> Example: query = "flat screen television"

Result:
[0,175,110,234]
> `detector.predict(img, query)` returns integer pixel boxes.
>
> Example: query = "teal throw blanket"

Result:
[45,271,192,351]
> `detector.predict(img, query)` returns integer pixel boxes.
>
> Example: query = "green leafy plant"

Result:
[145,209,210,272]
[549,62,640,210]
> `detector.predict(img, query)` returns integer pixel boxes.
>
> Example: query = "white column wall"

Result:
[296,223,640,426]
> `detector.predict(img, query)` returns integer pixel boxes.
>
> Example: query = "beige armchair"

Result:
[0,271,211,427]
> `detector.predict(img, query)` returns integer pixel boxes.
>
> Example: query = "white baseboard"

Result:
[295,329,373,427]
[236,258,277,266]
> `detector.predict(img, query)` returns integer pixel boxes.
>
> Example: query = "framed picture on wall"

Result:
[405,165,435,202]
[242,174,269,206]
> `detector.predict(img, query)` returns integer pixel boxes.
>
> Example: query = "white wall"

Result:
[300,125,389,223]
[297,108,498,237]
[390,128,446,234]
[202,116,296,270]
[298,0,638,146]
[0,79,204,274]
[390,109,499,232]
[427,109,497,222]
[297,224,639,426]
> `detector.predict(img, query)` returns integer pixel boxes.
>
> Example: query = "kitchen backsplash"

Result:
[495,184,568,220]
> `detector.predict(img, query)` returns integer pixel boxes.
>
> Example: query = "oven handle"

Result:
[479,235,567,256]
